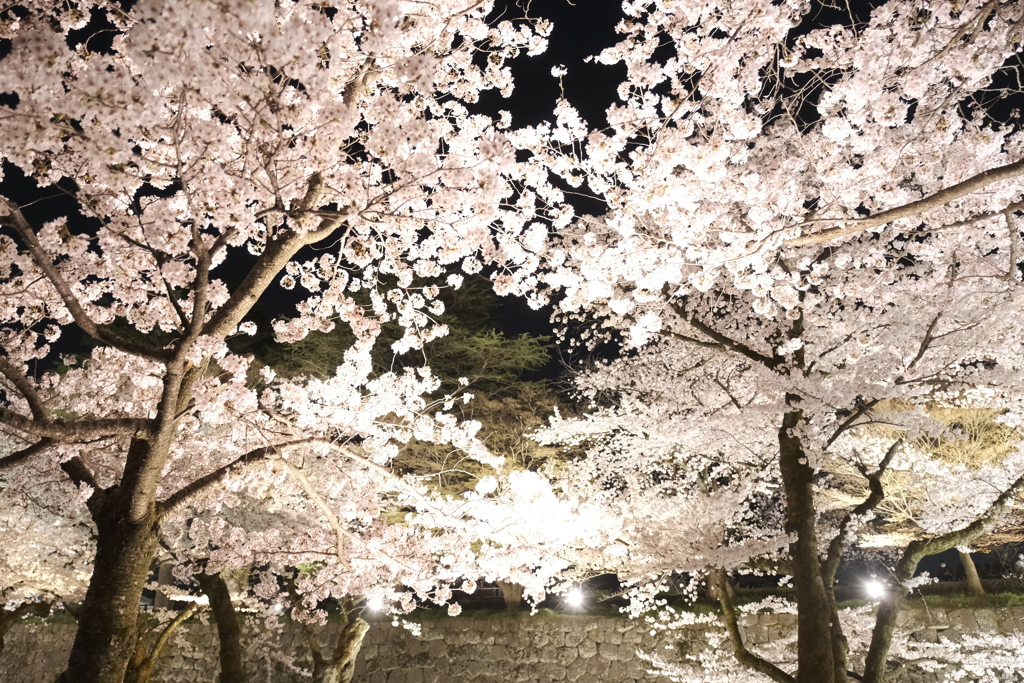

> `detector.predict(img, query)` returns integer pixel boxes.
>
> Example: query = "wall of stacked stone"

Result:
[3,606,1024,682]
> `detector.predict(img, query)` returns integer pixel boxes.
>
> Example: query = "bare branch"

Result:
[786,157,1024,247]
[0,438,52,470]
[0,352,48,421]
[0,407,151,441]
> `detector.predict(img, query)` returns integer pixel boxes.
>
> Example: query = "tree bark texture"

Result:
[310,610,369,683]
[153,562,175,610]
[57,492,160,683]
[959,550,986,597]
[778,404,837,683]
[196,572,247,683]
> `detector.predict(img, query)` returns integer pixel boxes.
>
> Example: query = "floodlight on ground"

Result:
[565,589,583,607]
[366,596,385,611]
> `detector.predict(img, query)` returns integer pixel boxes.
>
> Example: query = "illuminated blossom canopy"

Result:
[2,1,1024,683]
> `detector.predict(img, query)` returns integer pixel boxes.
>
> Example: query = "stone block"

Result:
[563,629,587,647]
[588,628,605,644]
[565,663,590,682]
[599,642,620,661]
[406,668,424,683]
[938,627,963,643]
[578,638,598,659]
[909,628,939,644]
[948,609,979,632]
[975,609,999,632]
[776,614,797,628]
[622,628,643,644]
[531,631,551,648]
[427,639,446,658]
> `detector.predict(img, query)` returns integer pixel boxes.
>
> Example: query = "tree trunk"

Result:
[496,581,523,611]
[778,405,836,683]
[196,572,247,683]
[153,562,175,610]
[959,550,985,596]
[310,610,369,683]
[57,493,160,683]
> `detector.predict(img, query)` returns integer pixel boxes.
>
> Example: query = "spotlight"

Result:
[565,589,583,607]
[366,596,385,611]
[865,579,885,600]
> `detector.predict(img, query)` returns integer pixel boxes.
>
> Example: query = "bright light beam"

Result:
[565,589,583,607]
[865,579,885,600]
[366,596,385,611]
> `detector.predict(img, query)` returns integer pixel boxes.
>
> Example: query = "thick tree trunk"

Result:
[959,551,985,596]
[196,572,247,683]
[58,493,160,683]
[310,611,369,683]
[496,581,523,610]
[778,404,836,683]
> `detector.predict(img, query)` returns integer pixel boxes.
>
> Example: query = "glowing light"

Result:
[865,580,885,600]
[167,594,210,605]
[565,589,583,607]
[366,596,385,611]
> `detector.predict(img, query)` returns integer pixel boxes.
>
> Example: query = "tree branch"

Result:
[0,407,151,441]
[822,439,902,583]
[862,466,1024,683]
[0,352,48,421]
[668,302,780,368]
[0,204,172,362]
[202,175,348,340]
[157,439,315,518]
[712,569,796,683]
[0,437,52,470]
[787,157,1024,247]
[60,455,99,492]
[824,399,881,450]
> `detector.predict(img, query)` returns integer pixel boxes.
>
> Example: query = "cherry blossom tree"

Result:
[0,0,553,681]
[521,1,1024,682]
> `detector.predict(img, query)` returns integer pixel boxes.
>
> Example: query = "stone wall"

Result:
[3,605,1024,682]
